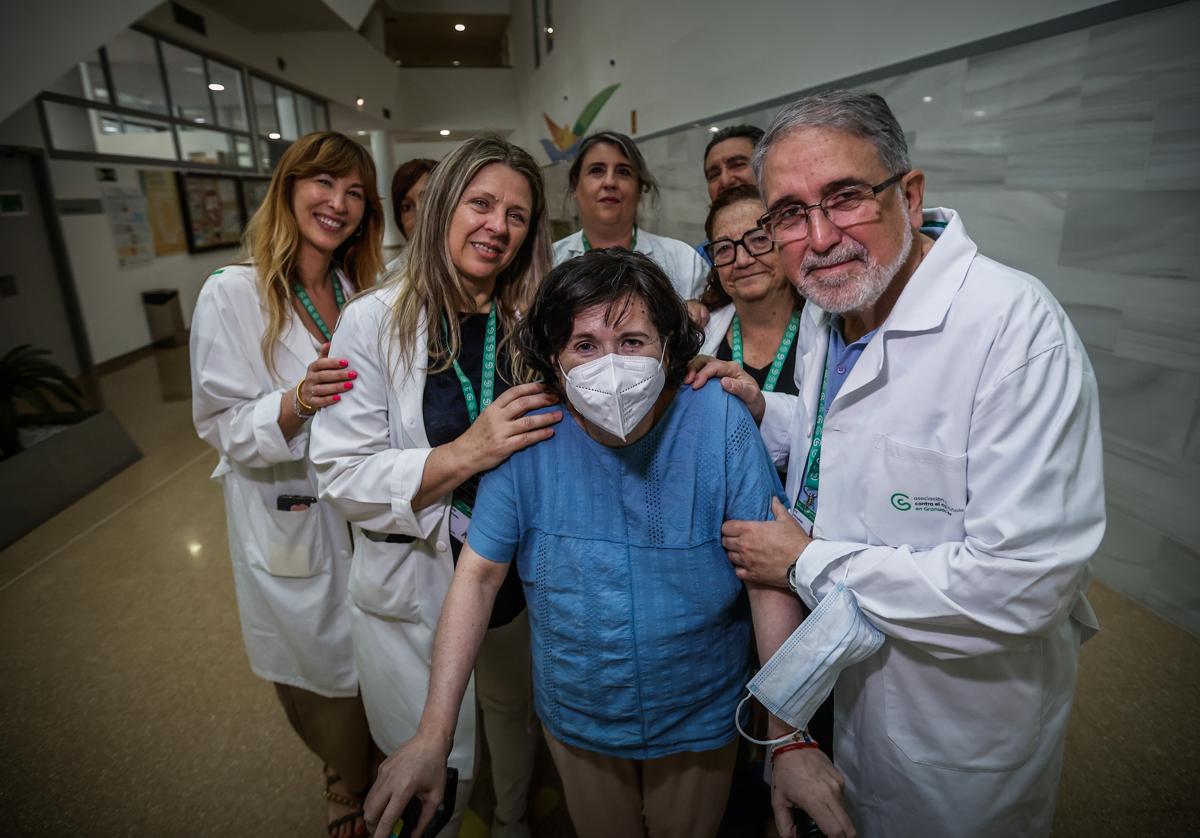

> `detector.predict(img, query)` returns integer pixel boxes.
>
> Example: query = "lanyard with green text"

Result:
[582,226,638,252]
[793,346,831,524]
[731,310,801,393]
[444,305,497,521]
[293,273,346,341]
[444,304,498,423]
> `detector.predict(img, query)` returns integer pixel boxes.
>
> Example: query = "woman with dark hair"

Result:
[700,185,804,432]
[554,131,708,302]
[190,130,385,837]
[390,157,436,241]
[363,248,801,838]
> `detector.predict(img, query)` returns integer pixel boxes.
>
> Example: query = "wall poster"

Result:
[178,173,244,252]
[100,184,154,269]
[139,169,186,257]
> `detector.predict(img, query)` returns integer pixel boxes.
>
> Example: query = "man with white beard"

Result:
[691,90,1105,838]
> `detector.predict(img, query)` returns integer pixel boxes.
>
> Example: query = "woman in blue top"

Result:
[363,249,803,838]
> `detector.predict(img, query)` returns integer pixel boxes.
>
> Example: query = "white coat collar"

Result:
[798,208,976,405]
[559,227,656,257]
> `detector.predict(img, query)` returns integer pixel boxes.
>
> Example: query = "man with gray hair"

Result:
[692,90,1104,836]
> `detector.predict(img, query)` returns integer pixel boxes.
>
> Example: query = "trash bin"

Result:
[141,289,190,401]
[141,289,186,349]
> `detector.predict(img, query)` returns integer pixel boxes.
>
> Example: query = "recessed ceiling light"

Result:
[208,82,225,92]
[452,60,461,67]
[356,97,365,107]
[394,59,402,66]
[454,23,465,32]
[102,125,118,133]
[94,88,108,97]
[922,95,933,103]
[268,131,281,139]
[356,130,368,136]
[546,27,554,34]
[439,129,451,136]
[973,109,986,117]
[194,117,206,123]
[708,126,719,133]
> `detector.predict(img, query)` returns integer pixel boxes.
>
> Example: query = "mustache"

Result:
[800,240,869,275]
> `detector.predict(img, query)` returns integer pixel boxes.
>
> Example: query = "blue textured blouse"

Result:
[468,381,785,759]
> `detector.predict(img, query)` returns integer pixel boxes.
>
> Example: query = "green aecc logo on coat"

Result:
[890,492,912,511]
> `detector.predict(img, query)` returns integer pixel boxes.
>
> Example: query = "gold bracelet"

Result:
[295,379,317,416]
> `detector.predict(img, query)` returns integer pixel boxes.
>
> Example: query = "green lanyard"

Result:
[731,311,801,393]
[582,226,638,252]
[443,305,498,423]
[793,346,832,524]
[293,273,346,341]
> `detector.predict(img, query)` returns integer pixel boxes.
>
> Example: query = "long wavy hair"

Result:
[385,136,552,379]
[242,131,384,378]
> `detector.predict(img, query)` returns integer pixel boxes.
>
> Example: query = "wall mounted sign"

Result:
[541,84,620,163]
[177,172,245,253]
[139,170,187,257]
[100,184,154,269]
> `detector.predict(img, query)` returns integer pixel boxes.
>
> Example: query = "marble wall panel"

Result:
[1102,439,1200,551]
[1092,506,1165,604]
[1091,348,1200,463]
[1004,101,1156,191]
[1148,538,1200,635]
[870,59,967,131]
[1146,95,1200,190]
[963,30,1087,126]
[1113,275,1200,375]
[1081,1,1200,111]
[925,187,1067,278]
[1059,190,1200,281]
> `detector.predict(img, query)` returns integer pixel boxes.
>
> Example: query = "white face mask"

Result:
[736,582,884,744]
[560,348,666,442]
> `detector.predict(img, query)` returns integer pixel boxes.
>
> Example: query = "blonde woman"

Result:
[190,131,384,838]
[310,136,557,837]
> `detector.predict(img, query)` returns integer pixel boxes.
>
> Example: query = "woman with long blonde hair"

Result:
[190,131,383,838]
[310,135,557,837]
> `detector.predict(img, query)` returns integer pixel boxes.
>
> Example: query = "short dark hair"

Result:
[390,157,437,234]
[519,248,703,400]
[703,124,764,163]
[567,131,659,201]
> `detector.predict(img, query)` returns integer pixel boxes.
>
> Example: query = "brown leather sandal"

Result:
[324,766,367,837]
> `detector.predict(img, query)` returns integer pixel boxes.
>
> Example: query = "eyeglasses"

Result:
[757,171,909,244]
[703,227,775,267]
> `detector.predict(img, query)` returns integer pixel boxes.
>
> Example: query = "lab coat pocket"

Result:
[237,479,320,578]
[883,640,1043,771]
[865,435,966,550]
[347,535,423,622]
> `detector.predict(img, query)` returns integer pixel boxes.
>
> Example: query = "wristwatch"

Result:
[786,558,799,593]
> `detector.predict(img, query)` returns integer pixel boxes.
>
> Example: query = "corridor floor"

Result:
[1,354,1197,836]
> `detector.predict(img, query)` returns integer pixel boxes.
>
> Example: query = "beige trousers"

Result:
[273,683,374,793]
[544,725,738,838]
[475,608,536,825]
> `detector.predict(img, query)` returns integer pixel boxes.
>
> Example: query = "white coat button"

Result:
[436,540,448,552]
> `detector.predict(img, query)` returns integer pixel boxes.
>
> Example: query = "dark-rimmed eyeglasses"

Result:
[703,227,775,267]
[757,171,909,244]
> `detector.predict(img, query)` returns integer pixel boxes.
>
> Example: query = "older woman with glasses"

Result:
[554,131,708,304]
[700,184,804,403]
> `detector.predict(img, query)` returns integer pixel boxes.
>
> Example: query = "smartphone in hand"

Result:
[391,767,459,838]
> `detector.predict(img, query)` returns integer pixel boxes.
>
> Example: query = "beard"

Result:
[793,212,914,315]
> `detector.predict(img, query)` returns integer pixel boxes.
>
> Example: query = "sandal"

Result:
[324,766,367,837]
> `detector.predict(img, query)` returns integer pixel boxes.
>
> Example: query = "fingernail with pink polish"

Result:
[347,371,357,379]
[344,382,353,390]
[332,395,341,402]
[339,359,348,367]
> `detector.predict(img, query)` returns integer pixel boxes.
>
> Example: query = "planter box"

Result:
[0,410,141,549]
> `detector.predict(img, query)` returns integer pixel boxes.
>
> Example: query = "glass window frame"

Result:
[36,25,328,176]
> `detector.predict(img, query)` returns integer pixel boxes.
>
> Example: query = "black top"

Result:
[423,311,525,628]
[714,325,800,397]
[715,321,800,487]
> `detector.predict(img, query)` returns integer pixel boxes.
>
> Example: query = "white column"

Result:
[369,129,402,250]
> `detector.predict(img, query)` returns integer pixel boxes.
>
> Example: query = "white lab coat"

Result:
[700,302,736,356]
[308,283,476,775]
[553,228,710,301]
[761,209,1105,837]
[190,263,356,697]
